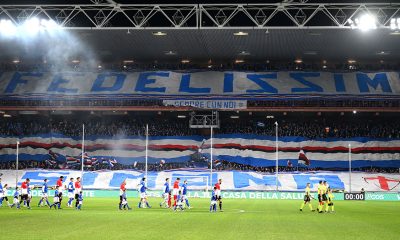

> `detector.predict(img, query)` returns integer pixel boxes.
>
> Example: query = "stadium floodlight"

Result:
[357,14,377,31]
[390,18,400,30]
[0,19,17,37]
[348,14,377,31]
[23,17,41,35]
[0,17,61,37]
[41,19,60,31]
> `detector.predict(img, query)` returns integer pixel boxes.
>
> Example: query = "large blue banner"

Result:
[0,71,399,100]
[1,169,399,192]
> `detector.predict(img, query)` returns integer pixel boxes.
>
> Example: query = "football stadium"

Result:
[0,0,400,239]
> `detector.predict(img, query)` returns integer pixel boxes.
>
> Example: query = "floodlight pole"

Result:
[348,143,352,193]
[15,141,20,188]
[81,124,85,189]
[145,124,149,181]
[210,126,213,191]
[275,122,279,192]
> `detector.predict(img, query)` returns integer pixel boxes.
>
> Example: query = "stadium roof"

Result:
[0,1,399,63]
[1,28,399,62]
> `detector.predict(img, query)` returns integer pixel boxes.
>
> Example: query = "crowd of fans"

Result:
[1,99,399,109]
[249,99,400,108]
[1,159,399,173]
[1,116,400,139]
[221,118,400,139]
[0,118,195,137]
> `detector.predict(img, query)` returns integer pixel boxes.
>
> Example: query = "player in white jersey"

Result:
[1,182,10,207]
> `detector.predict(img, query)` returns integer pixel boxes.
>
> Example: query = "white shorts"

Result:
[162,193,169,201]
[172,189,178,196]
[75,188,81,195]
[140,192,147,199]
[28,194,32,198]
[215,190,221,197]
[78,201,83,205]
[0,192,4,198]
[13,198,19,204]
[42,193,48,198]
[68,192,74,198]
[210,200,216,205]
[53,197,60,203]
[181,195,188,201]
[122,200,127,205]
[21,188,28,195]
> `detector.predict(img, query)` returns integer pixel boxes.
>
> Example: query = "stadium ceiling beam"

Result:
[0,3,399,29]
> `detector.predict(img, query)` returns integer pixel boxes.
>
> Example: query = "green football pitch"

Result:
[0,197,399,240]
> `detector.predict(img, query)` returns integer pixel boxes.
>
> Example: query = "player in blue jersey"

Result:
[160,178,170,208]
[173,190,184,211]
[138,177,151,208]
[181,180,191,209]
[25,180,32,209]
[38,179,51,207]
[0,178,4,207]
[67,178,75,207]
[210,187,217,212]
[10,187,21,209]
[49,186,61,209]
[120,189,132,210]
[76,191,83,210]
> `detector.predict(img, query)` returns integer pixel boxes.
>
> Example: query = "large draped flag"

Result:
[298,149,310,166]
